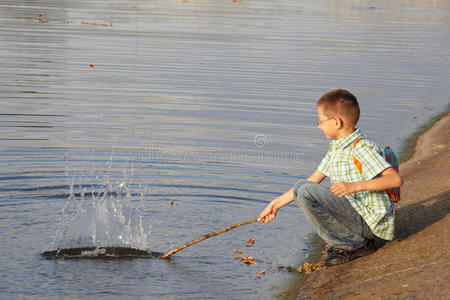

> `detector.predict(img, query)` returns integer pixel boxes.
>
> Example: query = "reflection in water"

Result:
[0,0,449,299]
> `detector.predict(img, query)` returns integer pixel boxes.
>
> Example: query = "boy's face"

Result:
[317,105,339,139]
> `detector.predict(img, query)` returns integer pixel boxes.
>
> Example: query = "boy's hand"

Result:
[330,182,360,198]
[257,202,278,223]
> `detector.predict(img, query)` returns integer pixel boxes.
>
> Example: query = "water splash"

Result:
[44,157,153,259]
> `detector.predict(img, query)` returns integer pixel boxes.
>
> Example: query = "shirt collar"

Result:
[330,128,363,150]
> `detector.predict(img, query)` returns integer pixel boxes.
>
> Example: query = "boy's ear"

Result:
[335,117,343,128]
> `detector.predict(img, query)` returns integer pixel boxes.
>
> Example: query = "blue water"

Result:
[1,0,449,299]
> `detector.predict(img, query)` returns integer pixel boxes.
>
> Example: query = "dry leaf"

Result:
[295,262,322,274]
[131,5,138,8]
[101,23,108,27]
[239,256,254,261]
[40,19,48,23]
[244,260,257,265]
[183,0,189,2]
[246,244,253,248]
[246,238,255,244]
[90,64,95,68]
[256,269,265,275]
[37,13,42,17]
[233,248,245,255]
[91,22,98,26]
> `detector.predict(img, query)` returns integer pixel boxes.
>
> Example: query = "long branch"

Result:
[160,218,258,259]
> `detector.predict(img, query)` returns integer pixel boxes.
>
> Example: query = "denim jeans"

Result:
[294,180,375,250]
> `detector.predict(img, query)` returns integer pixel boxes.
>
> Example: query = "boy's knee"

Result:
[294,181,319,206]
[293,180,303,199]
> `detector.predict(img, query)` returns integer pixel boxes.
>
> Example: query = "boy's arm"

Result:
[258,170,327,223]
[307,169,327,184]
[329,167,402,198]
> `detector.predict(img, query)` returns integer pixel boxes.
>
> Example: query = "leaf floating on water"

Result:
[256,269,266,275]
[233,248,245,255]
[131,5,138,8]
[239,256,259,265]
[246,243,253,248]
[37,13,43,17]
[40,19,48,23]
[246,238,255,244]
[239,256,255,261]
[90,64,95,68]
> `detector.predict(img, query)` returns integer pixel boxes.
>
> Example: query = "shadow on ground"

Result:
[395,190,450,241]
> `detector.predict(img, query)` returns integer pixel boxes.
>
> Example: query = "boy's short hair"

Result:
[317,89,360,126]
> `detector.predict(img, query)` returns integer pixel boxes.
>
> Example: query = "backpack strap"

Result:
[352,138,363,173]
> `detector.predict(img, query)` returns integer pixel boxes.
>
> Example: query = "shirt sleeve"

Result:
[317,150,332,176]
[353,141,392,180]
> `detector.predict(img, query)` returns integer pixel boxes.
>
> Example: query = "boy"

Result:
[257,89,403,266]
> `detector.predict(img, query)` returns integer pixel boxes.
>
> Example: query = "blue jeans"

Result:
[294,180,375,250]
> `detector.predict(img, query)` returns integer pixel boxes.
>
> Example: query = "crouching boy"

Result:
[258,89,403,266]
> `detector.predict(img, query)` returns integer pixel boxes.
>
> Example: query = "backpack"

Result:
[352,138,400,203]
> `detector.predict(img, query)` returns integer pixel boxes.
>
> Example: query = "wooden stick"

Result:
[160,218,258,259]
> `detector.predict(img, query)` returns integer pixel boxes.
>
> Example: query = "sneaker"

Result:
[324,240,375,266]
[326,246,334,254]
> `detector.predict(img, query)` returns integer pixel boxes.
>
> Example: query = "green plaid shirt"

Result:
[317,129,394,240]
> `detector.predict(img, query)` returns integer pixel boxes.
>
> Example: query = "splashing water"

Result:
[44,160,153,258]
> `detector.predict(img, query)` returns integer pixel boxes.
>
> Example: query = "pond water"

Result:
[0,0,449,299]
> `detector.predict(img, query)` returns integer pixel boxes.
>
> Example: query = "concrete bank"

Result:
[298,113,450,299]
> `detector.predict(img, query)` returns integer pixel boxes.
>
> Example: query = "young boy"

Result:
[258,89,403,266]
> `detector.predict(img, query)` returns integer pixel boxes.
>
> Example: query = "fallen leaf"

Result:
[91,22,98,26]
[239,256,255,262]
[244,260,257,265]
[295,262,322,274]
[40,19,48,23]
[246,238,255,244]
[90,64,95,68]
[37,13,42,17]
[183,0,189,2]
[246,244,253,248]
[131,5,138,8]
[233,248,245,255]
[256,269,265,275]
[101,23,108,27]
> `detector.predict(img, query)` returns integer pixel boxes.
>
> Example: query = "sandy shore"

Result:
[298,113,450,299]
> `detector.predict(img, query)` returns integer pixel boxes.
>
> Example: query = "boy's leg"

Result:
[293,180,375,251]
